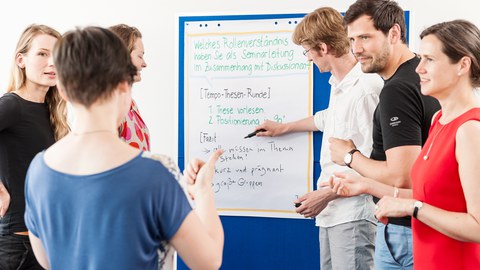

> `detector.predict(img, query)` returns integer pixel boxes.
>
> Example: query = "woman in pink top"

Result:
[110,24,150,151]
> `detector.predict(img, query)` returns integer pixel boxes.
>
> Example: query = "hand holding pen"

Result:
[249,120,288,138]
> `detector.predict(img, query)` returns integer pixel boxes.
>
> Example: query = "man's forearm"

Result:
[350,152,410,188]
[286,116,318,133]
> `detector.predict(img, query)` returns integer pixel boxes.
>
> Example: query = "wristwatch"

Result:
[343,149,360,168]
[413,201,424,219]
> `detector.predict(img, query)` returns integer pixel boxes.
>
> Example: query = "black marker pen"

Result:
[244,129,266,139]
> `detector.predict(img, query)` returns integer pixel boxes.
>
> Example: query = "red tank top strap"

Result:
[451,108,480,129]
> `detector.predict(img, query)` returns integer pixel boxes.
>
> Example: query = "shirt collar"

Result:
[328,62,362,94]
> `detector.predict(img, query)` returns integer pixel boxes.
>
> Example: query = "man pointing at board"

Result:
[255,7,383,270]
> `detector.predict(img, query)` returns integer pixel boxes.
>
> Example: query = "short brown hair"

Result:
[420,20,480,87]
[292,7,350,57]
[344,0,407,44]
[53,27,137,107]
[109,24,142,53]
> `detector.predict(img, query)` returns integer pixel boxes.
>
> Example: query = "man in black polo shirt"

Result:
[328,0,440,269]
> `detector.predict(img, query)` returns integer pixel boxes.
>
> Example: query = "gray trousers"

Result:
[319,220,376,270]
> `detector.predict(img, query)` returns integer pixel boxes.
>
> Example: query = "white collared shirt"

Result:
[314,63,383,227]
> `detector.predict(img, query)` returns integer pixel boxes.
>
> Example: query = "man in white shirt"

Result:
[255,7,383,270]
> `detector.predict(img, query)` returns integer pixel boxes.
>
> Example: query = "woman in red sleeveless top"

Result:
[371,20,480,269]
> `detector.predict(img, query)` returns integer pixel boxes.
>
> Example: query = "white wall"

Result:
[1,0,478,159]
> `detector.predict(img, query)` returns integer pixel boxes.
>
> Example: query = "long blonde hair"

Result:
[7,24,69,140]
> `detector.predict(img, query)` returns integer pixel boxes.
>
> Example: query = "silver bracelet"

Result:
[393,186,399,198]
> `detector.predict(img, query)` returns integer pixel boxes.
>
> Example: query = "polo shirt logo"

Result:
[390,116,401,127]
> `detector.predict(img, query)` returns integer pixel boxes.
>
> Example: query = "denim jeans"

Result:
[374,223,413,270]
[0,234,44,270]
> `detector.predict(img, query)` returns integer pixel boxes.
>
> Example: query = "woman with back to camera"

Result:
[0,24,68,270]
[330,19,480,269]
[24,26,223,270]
[109,24,150,151]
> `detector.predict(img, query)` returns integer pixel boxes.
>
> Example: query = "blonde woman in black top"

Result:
[0,24,68,270]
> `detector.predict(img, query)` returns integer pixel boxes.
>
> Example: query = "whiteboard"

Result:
[181,14,313,218]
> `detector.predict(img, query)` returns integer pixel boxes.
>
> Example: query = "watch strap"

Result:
[413,201,422,219]
[413,207,419,219]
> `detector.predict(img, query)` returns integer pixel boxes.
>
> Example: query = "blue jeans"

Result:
[0,234,44,270]
[374,223,413,270]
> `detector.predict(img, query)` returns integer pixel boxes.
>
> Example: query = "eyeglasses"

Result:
[303,48,312,56]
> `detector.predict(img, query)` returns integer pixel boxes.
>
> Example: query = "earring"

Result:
[458,72,462,76]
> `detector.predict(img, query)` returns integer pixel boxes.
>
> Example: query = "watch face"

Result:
[414,201,423,208]
[344,153,352,165]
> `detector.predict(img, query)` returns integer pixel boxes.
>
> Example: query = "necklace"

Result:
[71,130,117,136]
[423,124,446,161]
